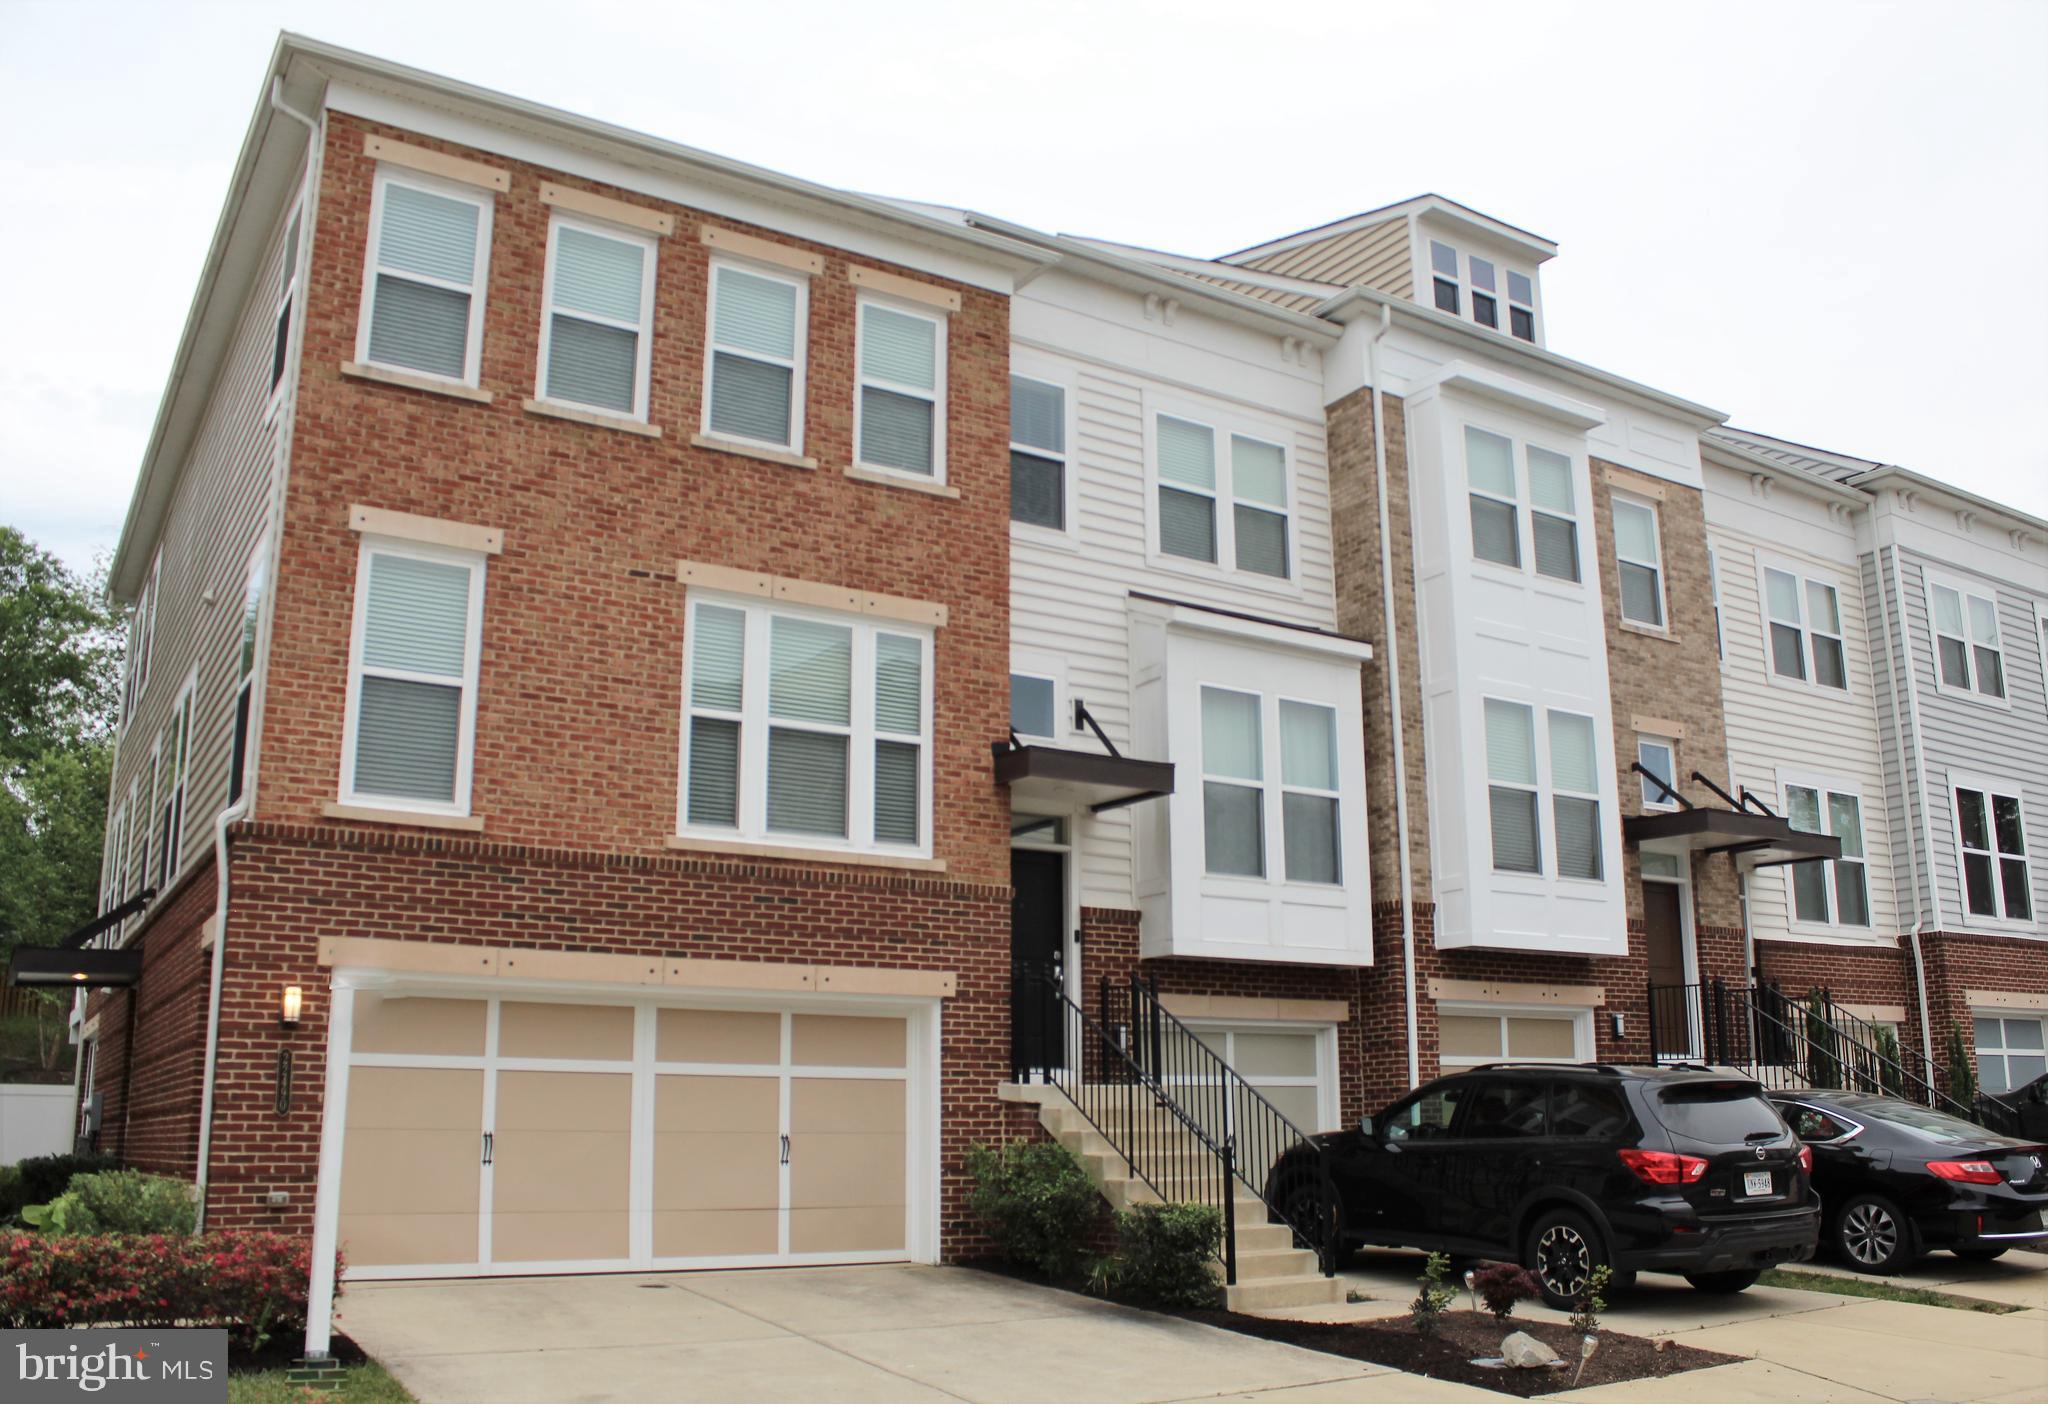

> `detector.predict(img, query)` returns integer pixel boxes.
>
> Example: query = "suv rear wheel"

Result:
[1524,1207,1612,1310]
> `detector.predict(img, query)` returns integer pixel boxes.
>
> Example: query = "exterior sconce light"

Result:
[279,985,303,1029]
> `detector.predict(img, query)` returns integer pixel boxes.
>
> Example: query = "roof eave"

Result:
[1848,465,2048,538]
[1699,438,1870,506]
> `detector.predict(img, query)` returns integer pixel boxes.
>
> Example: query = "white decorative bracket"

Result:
[1162,298,1180,326]
[1143,293,1160,322]
[2012,528,2035,552]
[1749,473,1774,499]
[1957,509,1978,534]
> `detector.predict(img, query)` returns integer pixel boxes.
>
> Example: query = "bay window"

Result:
[1548,711,1602,880]
[856,299,945,478]
[538,217,656,417]
[1955,781,2032,922]
[1485,698,1607,882]
[1199,687,1341,885]
[680,595,931,854]
[1486,700,1540,873]
[706,261,805,448]
[358,168,492,385]
[1783,780,1870,928]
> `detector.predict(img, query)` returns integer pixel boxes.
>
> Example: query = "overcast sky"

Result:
[4,0,2044,576]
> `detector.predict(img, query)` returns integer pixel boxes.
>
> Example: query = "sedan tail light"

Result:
[1926,1159,2002,1185]
[1619,1148,1709,1185]
[1798,1145,1813,1174]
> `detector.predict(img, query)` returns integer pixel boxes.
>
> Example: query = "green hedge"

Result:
[0,1153,116,1223]
[26,1170,197,1236]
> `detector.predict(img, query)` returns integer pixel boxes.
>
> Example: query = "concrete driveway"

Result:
[339,1264,1481,1404]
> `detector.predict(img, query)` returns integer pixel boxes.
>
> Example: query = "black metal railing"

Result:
[1648,977,1972,1117]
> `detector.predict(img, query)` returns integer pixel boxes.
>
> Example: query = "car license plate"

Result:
[1744,1170,1773,1197]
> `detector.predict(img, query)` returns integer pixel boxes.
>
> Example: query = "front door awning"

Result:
[8,945,144,989]
[1625,807,1841,870]
[995,744,1174,814]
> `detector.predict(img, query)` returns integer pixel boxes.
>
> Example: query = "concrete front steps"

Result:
[999,1083,1345,1311]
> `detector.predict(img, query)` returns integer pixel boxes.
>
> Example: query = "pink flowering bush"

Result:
[0,1231,341,1349]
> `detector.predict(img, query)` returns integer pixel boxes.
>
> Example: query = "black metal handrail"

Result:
[1103,973,1338,1276]
[1012,962,1242,1284]
[1648,977,1972,1118]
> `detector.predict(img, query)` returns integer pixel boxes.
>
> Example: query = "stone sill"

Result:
[663,833,946,872]
[339,362,493,404]
[1618,619,1682,645]
[523,398,662,437]
[845,464,960,499]
[689,433,818,471]
[322,801,485,832]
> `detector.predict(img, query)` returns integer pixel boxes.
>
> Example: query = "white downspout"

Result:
[1876,536,1939,1086]
[1366,304,1419,1089]
[194,75,320,1232]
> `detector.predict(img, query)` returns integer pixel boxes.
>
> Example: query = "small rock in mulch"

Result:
[1176,1309,1738,1397]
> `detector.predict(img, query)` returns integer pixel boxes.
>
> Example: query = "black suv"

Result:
[1267,1064,1820,1306]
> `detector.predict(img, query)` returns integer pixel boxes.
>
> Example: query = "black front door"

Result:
[1011,848,1066,1074]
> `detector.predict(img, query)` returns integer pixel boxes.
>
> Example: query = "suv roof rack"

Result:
[1465,1062,1624,1075]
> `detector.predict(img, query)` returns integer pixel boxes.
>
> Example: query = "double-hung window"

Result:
[1612,497,1664,627]
[1762,566,1848,688]
[1974,1014,2046,1093]
[1198,687,1340,884]
[1506,271,1537,341]
[680,596,931,854]
[1527,446,1579,582]
[1010,376,1067,530]
[856,299,945,478]
[1784,781,1870,927]
[1929,579,2006,700]
[1486,700,1541,873]
[1466,428,1520,569]
[340,540,487,815]
[124,552,160,723]
[270,205,302,396]
[359,169,493,385]
[1485,699,1606,881]
[539,218,655,417]
[1231,435,1290,578]
[1158,416,1220,564]
[1430,240,1461,314]
[157,679,193,885]
[1469,255,1499,329]
[705,261,805,448]
[1955,781,2032,922]
[1154,412,1291,579]
[1548,711,1602,880]
[229,535,269,805]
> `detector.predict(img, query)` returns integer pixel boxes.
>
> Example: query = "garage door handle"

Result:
[482,1132,493,1166]
[780,1135,791,1166]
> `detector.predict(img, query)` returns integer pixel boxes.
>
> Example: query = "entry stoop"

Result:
[999,1083,1345,1309]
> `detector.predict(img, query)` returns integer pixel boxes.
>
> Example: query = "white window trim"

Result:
[355,165,495,390]
[2035,600,2048,720]
[1484,697,1542,877]
[1924,571,2010,708]
[1756,556,1850,694]
[534,213,658,422]
[1461,419,1587,590]
[1612,493,1667,630]
[338,536,488,818]
[700,256,808,454]
[676,591,934,859]
[1008,654,1065,743]
[1948,770,2037,931]
[1546,708,1605,885]
[1971,1009,2048,1094]
[1197,686,1345,891]
[1777,769,1872,934]
[1482,696,1610,886]
[230,531,270,805]
[1144,395,1302,594]
[1708,544,1724,663]
[1176,1021,1341,1134]
[158,670,196,886]
[853,294,948,484]
[1007,354,1078,545]
[1504,268,1539,343]
[1637,736,1679,812]
[1436,1003,1594,1068]
[1428,238,1463,317]
[1276,694,1344,888]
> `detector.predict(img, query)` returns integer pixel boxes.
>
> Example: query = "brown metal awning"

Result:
[1625,807,1841,870]
[994,744,1174,814]
[8,945,144,989]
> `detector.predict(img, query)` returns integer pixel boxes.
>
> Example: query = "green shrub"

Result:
[0,1153,115,1222]
[965,1140,1101,1280]
[1100,1202,1221,1309]
[27,1170,196,1236]
[1569,1264,1612,1336]
[1872,1026,1907,1097]
[1945,1023,1978,1107]
[1409,1250,1455,1335]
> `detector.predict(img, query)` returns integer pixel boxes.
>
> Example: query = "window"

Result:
[1154,412,1290,579]
[1612,497,1664,627]
[270,205,302,396]
[1527,446,1579,582]
[705,261,805,449]
[1010,673,1057,739]
[680,595,931,853]
[1382,1084,1466,1142]
[1485,699,1540,873]
[1439,1008,1585,1067]
[340,541,486,814]
[1974,1015,2047,1093]
[126,552,160,720]
[1762,565,1847,688]
[229,535,268,806]
[1708,546,1724,660]
[156,679,193,885]
[1466,427,1520,568]
[1784,782,1870,927]
[1424,239,1535,338]
[1638,737,1677,809]
[1429,239,1460,315]
[122,779,143,907]
[1469,255,1498,330]
[1010,376,1067,530]
[1955,782,2032,922]
[1463,1080,1547,1137]
[101,800,124,916]
[1506,270,1536,342]
[856,299,945,478]
[1198,687,1340,885]
[538,218,655,417]
[358,169,493,384]
[1549,711,1602,880]
[1929,579,2006,700]
[1550,1080,1630,1137]
[1781,1103,1859,1143]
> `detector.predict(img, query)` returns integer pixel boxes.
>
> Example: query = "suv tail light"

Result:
[1926,1159,2002,1185]
[1798,1145,1813,1174]
[1618,1148,1709,1185]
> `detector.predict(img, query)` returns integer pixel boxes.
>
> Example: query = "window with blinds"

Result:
[1197,688,1341,886]
[360,170,492,384]
[1467,427,1520,569]
[342,543,484,814]
[1201,687,1264,877]
[1485,699,1540,874]
[706,262,804,447]
[540,219,654,417]
[857,300,944,477]
[1010,375,1066,530]
[1527,446,1579,582]
[679,596,931,854]
[1153,410,1292,579]
[1484,698,1610,883]
[1548,710,1601,881]
[1612,497,1664,627]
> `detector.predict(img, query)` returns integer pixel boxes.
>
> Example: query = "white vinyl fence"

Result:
[0,1084,76,1165]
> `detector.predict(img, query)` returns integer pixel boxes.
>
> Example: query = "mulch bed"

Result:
[229,1330,370,1375]
[1178,1309,1738,1398]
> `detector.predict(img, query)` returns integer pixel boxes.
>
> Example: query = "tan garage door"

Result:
[338,991,910,1278]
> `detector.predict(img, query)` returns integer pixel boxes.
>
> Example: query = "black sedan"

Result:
[1770,1090,2048,1273]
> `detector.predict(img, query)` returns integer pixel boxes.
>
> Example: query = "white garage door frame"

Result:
[1436,1002,1594,1069]
[1179,1020,1342,1134]
[308,968,943,1292]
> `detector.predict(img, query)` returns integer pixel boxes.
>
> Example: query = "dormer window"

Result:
[1430,240,1461,314]
[1507,272,1536,341]
[1426,237,1537,342]
[1470,257,1498,329]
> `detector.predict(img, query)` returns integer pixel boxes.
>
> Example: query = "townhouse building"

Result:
[36,32,2047,1356]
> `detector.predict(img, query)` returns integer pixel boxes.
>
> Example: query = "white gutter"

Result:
[1879,537,1941,1085]
[195,76,320,1233]
[1366,304,1419,1089]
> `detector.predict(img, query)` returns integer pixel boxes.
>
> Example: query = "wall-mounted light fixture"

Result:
[279,985,303,1029]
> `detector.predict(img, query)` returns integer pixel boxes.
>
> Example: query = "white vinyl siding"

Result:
[705,261,806,449]
[855,299,945,479]
[538,217,656,418]
[679,594,931,856]
[358,168,493,386]
[340,541,487,815]
[1612,495,1665,628]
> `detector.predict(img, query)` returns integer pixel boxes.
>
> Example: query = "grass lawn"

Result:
[227,1361,415,1402]
[1756,1266,2023,1314]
